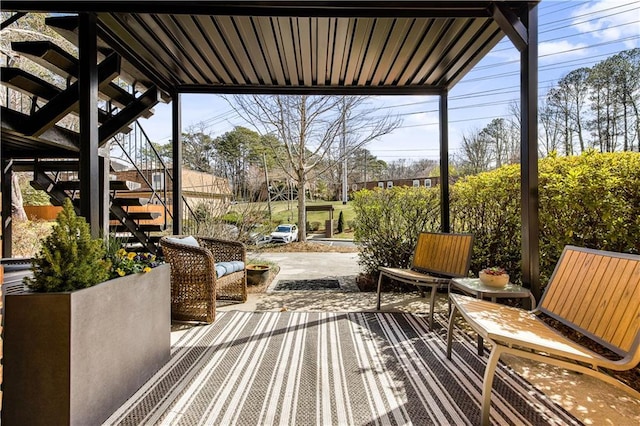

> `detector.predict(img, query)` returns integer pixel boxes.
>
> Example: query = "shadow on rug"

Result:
[105,312,579,425]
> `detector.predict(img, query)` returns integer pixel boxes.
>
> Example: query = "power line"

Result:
[538,1,590,18]
[542,2,638,27]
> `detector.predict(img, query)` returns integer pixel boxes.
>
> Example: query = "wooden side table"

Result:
[448,277,535,355]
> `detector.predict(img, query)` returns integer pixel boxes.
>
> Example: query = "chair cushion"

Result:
[215,264,227,278]
[228,261,245,272]
[215,261,245,278]
[166,235,199,247]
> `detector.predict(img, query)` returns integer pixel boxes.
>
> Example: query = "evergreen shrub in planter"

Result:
[2,199,170,425]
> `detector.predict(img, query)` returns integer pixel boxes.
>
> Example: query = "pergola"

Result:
[1,1,540,297]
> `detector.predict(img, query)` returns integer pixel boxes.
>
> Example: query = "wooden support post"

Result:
[78,13,100,237]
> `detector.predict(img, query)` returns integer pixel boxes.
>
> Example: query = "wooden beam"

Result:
[1,1,494,18]
[178,84,444,96]
[491,2,527,52]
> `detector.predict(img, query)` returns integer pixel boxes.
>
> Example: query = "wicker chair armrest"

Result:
[196,236,246,263]
[160,237,216,279]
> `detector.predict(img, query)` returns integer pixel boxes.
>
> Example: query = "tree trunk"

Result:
[297,171,307,242]
[11,173,27,221]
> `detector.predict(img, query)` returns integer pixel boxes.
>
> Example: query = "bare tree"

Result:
[479,118,514,167]
[610,49,639,152]
[539,97,563,156]
[560,68,590,152]
[227,95,400,241]
[457,128,492,175]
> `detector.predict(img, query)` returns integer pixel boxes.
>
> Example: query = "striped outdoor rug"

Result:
[105,311,579,425]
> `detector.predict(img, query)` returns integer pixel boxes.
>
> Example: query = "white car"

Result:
[270,224,298,244]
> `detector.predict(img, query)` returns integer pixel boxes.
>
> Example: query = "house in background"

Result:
[22,166,232,227]
[350,176,441,193]
[111,166,232,225]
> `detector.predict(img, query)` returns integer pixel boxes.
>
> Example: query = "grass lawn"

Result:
[232,200,356,238]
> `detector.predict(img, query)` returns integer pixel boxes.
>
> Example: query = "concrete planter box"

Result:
[2,264,171,425]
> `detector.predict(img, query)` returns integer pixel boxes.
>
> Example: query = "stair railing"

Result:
[109,119,201,234]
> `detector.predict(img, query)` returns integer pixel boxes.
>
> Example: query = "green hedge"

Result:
[354,152,640,288]
[537,151,640,282]
[353,186,440,275]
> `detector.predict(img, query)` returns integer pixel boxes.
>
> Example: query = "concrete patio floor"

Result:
[207,252,640,425]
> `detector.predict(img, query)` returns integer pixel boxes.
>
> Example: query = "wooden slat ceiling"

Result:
[2,1,539,95]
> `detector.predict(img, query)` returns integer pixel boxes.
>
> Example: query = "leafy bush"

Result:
[453,151,640,284]
[24,198,110,292]
[352,186,440,274]
[306,221,320,232]
[537,151,640,280]
[354,152,640,292]
[450,163,522,281]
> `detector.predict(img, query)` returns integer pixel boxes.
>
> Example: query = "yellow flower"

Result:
[117,248,127,257]
[116,268,125,277]
[143,266,152,273]
[127,252,136,260]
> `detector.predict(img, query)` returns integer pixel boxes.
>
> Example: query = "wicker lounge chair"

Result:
[160,235,247,323]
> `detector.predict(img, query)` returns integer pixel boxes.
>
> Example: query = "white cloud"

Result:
[538,40,589,61]
[572,0,640,48]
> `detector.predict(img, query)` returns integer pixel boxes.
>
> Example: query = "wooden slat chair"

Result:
[447,246,640,426]
[160,235,247,324]
[376,232,474,329]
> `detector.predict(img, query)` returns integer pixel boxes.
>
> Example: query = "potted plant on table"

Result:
[479,266,510,288]
[2,198,171,426]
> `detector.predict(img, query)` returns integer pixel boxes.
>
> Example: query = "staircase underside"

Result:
[1,14,170,255]
[1,123,79,159]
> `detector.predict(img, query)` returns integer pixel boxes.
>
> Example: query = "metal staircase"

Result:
[0,14,187,254]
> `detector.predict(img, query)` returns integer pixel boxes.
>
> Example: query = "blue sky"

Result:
[142,1,640,163]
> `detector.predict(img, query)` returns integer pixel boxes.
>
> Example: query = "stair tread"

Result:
[34,160,79,171]
[10,40,142,111]
[110,224,166,232]
[112,198,150,207]
[11,40,77,79]
[110,211,161,220]
[1,67,61,100]
[54,180,142,191]
[46,15,171,104]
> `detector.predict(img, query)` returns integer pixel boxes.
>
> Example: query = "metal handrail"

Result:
[109,119,200,233]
